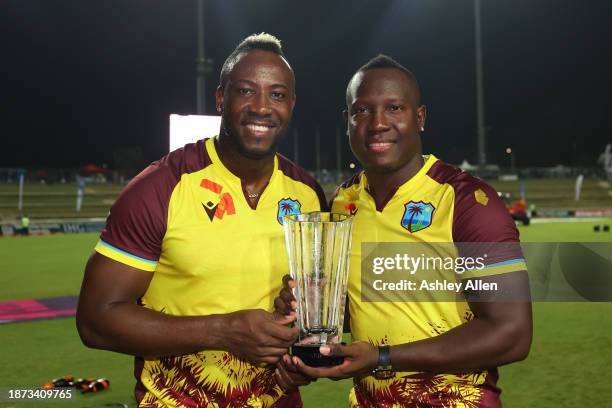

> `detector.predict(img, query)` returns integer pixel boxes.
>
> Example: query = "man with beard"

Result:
[277,55,532,407]
[77,33,325,407]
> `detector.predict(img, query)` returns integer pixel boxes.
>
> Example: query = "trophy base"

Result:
[291,344,344,367]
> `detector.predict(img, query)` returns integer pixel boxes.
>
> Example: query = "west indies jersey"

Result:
[331,155,527,408]
[95,137,326,408]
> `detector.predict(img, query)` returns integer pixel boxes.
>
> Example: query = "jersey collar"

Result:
[362,154,438,211]
[204,137,279,208]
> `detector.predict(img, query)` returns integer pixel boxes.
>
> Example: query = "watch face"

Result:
[373,369,395,380]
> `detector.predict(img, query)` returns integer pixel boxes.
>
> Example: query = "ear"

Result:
[291,92,296,111]
[417,105,427,130]
[215,85,224,113]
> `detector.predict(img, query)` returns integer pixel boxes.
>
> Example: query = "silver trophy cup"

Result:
[283,212,354,366]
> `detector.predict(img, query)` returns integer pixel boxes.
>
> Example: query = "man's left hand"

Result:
[275,354,315,391]
[292,342,378,380]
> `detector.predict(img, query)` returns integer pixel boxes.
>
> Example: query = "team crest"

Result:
[277,198,302,225]
[401,201,435,233]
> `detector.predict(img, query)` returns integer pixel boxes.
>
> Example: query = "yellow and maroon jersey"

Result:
[331,155,527,408]
[95,137,326,408]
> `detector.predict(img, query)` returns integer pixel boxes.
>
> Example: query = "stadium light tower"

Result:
[475,0,487,167]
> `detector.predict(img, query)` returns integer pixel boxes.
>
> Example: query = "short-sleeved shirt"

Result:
[331,155,527,408]
[95,137,326,408]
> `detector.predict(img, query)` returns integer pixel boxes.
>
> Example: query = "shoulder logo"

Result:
[345,203,358,215]
[277,198,302,225]
[474,189,489,206]
[200,179,236,221]
[344,188,360,215]
[401,201,435,233]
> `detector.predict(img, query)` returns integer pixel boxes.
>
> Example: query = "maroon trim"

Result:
[135,354,300,407]
[354,369,501,407]
[276,389,303,407]
[426,159,463,184]
[341,170,398,212]
[166,138,213,174]
[339,172,362,189]
[277,154,328,211]
[100,139,213,262]
[334,172,399,212]
[426,160,520,244]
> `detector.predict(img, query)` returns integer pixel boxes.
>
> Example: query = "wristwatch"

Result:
[373,344,395,379]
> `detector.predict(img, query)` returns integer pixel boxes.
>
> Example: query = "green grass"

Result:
[499,303,612,408]
[0,316,352,408]
[2,178,612,221]
[0,233,354,407]
[1,318,135,408]
[489,178,612,209]
[322,178,612,210]
[1,221,612,407]
[520,218,612,242]
[0,183,122,221]
[0,234,98,301]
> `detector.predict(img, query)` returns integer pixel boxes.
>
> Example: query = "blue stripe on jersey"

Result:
[98,240,158,264]
[484,258,526,269]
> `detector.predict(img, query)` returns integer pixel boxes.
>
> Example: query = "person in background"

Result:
[20,214,30,236]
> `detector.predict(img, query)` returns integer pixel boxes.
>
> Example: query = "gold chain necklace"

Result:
[246,189,260,199]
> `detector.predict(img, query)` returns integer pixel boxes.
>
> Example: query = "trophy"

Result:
[283,212,354,367]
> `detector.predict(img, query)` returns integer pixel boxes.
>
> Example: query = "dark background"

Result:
[1,0,611,171]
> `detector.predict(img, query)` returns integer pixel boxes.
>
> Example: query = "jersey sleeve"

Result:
[95,161,176,271]
[452,181,527,279]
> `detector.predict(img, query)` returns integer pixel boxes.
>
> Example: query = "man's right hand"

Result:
[220,309,298,365]
[78,254,299,365]
[275,354,315,391]
[273,274,297,317]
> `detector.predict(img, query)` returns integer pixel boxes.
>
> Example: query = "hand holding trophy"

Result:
[282,212,354,367]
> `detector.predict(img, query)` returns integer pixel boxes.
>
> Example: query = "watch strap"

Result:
[378,344,391,369]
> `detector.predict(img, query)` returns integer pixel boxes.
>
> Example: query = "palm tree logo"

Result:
[401,201,435,233]
[277,198,302,225]
[280,202,294,214]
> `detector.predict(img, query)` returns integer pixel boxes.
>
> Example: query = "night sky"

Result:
[2,0,611,171]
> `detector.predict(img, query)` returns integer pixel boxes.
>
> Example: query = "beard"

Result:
[220,117,288,160]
